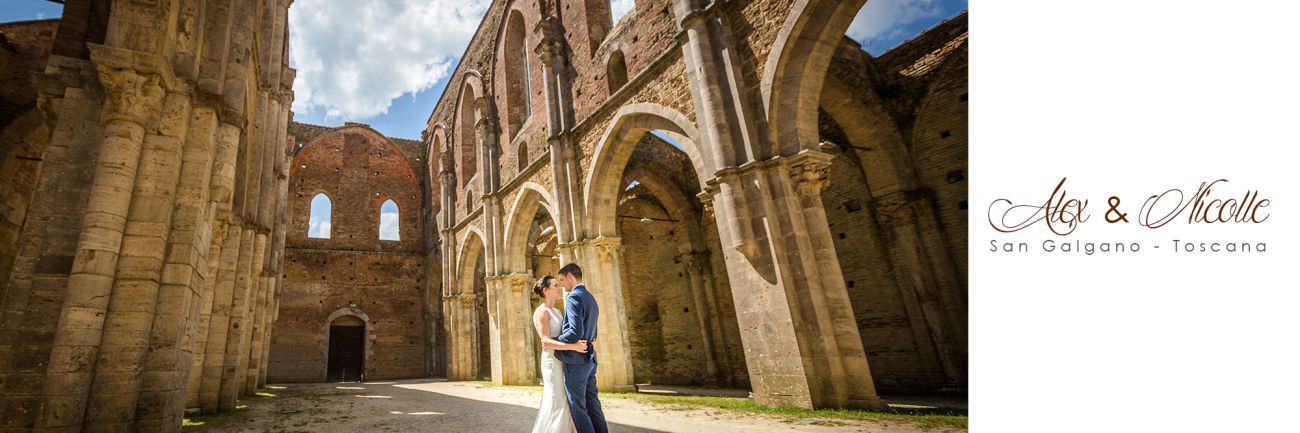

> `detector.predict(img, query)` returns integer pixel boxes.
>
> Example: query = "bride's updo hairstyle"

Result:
[532,275,555,298]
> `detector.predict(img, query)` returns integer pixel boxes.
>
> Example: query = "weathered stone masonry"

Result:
[0,0,967,430]
[427,0,967,410]
[0,0,294,431]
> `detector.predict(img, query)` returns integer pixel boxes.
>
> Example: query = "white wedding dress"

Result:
[530,306,575,433]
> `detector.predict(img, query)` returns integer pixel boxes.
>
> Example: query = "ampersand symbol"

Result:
[1106,196,1128,223]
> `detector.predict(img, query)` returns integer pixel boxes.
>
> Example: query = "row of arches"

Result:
[307,194,401,241]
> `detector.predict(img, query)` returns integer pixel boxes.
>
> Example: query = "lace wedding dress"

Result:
[530,305,575,433]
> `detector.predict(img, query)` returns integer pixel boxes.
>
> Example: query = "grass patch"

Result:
[479,382,966,430]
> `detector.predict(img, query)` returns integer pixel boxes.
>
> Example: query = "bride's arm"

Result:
[534,308,587,352]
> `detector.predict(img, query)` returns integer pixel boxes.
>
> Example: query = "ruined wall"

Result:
[0,20,57,297]
[0,0,296,430]
[268,123,429,382]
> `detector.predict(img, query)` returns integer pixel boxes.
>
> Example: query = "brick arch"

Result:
[582,103,706,238]
[496,5,535,140]
[320,307,374,381]
[455,74,485,188]
[501,182,559,273]
[288,125,422,251]
[763,0,869,157]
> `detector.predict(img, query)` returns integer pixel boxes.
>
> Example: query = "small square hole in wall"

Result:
[838,232,846,239]
[844,199,862,213]
[959,93,968,102]
[940,130,951,139]
[683,307,689,313]
[958,200,968,210]
[946,170,965,183]
[847,281,855,288]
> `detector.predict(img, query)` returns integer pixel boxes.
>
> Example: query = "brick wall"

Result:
[269,123,432,381]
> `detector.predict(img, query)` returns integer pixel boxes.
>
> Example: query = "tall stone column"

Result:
[135,95,221,433]
[198,217,242,413]
[678,252,721,385]
[534,24,583,247]
[83,87,192,433]
[570,237,635,392]
[192,119,242,413]
[486,273,537,385]
[217,228,259,408]
[37,47,167,432]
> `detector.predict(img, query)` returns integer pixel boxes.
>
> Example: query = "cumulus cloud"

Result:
[290,0,490,120]
[611,0,635,23]
[379,210,400,241]
[308,218,331,239]
[846,0,945,49]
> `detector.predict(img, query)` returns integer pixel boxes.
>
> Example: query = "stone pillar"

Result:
[534,24,583,246]
[486,273,537,385]
[569,237,635,392]
[702,150,885,410]
[192,119,243,413]
[134,95,221,433]
[678,251,723,385]
[198,217,242,413]
[217,228,259,408]
[36,47,167,432]
[83,87,191,433]
[444,293,479,380]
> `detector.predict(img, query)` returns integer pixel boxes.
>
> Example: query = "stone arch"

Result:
[583,103,707,238]
[501,182,559,273]
[428,123,449,178]
[762,0,869,156]
[321,307,373,381]
[457,227,487,293]
[819,72,914,195]
[621,166,705,253]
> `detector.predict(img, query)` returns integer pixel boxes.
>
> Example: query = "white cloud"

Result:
[611,0,634,23]
[289,0,490,120]
[846,0,944,45]
[308,217,331,239]
[379,210,400,241]
[35,12,46,19]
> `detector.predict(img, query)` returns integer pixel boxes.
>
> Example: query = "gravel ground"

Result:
[183,378,963,433]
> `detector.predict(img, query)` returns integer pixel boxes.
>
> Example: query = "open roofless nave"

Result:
[0,0,967,431]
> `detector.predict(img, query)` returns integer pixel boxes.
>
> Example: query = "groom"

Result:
[554,263,609,433]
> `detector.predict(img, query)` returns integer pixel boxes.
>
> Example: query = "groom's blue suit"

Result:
[554,284,608,433]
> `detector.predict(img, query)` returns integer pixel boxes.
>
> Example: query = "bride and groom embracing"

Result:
[528,263,610,433]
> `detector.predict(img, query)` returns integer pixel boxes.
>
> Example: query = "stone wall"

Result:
[0,1,296,431]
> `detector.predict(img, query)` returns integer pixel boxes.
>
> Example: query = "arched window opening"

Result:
[379,199,400,241]
[458,85,479,187]
[308,193,332,239]
[607,50,628,94]
[505,11,532,138]
[517,141,529,172]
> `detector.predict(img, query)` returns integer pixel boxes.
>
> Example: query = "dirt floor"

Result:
[183,379,965,433]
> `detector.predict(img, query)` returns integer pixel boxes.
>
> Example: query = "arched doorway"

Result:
[327,315,365,382]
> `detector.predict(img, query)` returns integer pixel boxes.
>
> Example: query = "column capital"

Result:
[788,149,835,196]
[587,236,623,263]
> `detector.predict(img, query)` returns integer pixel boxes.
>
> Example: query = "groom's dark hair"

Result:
[558,263,582,280]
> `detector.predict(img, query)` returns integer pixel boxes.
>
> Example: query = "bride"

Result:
[529,275,588,433]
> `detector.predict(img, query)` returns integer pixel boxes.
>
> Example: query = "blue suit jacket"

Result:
[555,284,598,365]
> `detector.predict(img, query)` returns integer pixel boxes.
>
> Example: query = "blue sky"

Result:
[2,0,966,141]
